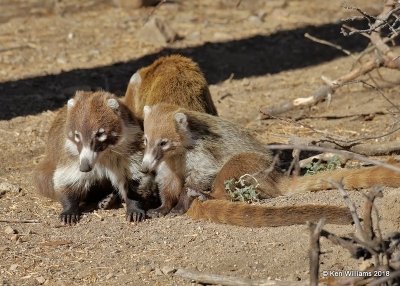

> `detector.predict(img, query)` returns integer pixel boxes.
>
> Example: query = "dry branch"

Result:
[174,268,309,286]
[309,219,325,286]
[267,144,400,173]
[0,219,40,223]
[259,0,400,119]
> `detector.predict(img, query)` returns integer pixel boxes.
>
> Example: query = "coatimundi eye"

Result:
[159,139,168,147]
[74,131,81,142]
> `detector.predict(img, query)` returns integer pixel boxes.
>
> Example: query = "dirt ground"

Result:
[1,1,399,285]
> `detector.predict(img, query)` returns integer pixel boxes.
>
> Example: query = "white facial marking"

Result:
[107,98,119,110]
[142,152,156,171]
[68,131,73,138]
[80,146,98,167]
[67,98,75,109]
[129,71,142,85]
[98,128,105,133]
[143,105,151,118]
[64,139,79,156]
[98,134,108,142]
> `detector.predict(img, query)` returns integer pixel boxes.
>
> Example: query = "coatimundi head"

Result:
[141,104,190,174]
[65,91,128,172]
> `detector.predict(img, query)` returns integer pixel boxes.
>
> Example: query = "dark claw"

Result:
[126,209,146,222]
[125,198,146,223]
[60,211,80,225]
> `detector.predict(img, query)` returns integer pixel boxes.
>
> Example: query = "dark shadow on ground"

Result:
[0,21,369,120]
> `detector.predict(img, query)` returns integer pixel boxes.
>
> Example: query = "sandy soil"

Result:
[0,1,399,285]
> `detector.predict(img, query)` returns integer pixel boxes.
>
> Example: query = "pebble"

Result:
[4,226,17,235]
[137,17,177,46]
[161,265,176,275]
[0,182,21,193]
[36,276,46,285]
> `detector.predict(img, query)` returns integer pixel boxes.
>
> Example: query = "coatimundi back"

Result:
[140,103,400,227]
[124,54,217,121]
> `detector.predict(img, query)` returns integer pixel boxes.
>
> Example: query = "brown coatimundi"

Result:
[97,54,219,210]
[34,91,148,224]
[140,103,400,227]
[124,54,217,121]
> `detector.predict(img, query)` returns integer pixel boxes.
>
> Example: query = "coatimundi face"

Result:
[65,91,123,172]
[141,104,188,174]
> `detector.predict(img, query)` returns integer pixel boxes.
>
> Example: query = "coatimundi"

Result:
[140,103,400,227]
[34,91,150,224]
[124,54,218,120]
[98,54,219,212]
[35,55,219,224]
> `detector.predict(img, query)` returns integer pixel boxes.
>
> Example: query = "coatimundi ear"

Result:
[67,98,75,109]
[175,112,188,130]
[107,98,119,110]
[129,71,142,86]
[143,105,151,118]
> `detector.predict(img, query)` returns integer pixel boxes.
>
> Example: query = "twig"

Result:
[174,268,309,286]
[0,219,40,223]
[362,188,383,241]
[327,180,366,238]
[304,33,352,56]
[266,144,400,173]
[309,218,325,286]
[143,0,167,24]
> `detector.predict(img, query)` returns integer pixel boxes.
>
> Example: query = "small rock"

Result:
[161,265,176,275]
[0,182,21,193]
[139,265,154,274]
[242,79,250,86]
[10,234,21,242]
[4,226,17,235]
[248,15,263,25]
[154,268,163,276]
[9,264,18,271]
[36,276,46,285]
[137,17,178,46]
[105,273,114,280]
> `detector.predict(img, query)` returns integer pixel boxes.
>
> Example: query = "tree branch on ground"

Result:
[259,0,400,119]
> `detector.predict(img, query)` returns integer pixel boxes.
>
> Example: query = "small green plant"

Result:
[224,174,260,203]
[305,155,342,176]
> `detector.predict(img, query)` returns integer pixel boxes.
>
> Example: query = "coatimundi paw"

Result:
[125,198,146,222]
[60,209,81,225]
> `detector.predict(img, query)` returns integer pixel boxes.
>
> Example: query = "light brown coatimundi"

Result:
[124,54,218,121]
[34,91,148,224]
[140,103,400,227]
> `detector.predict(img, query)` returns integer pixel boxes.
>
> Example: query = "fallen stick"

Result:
[0,219,40,223]
[174,268,310,286]
[309,219,325,286]
[267,144,400,173]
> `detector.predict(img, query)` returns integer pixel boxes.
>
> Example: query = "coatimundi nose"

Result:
[79,159,93,172]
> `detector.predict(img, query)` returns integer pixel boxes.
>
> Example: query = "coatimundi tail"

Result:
[124,54,218,120]
[34,91,148,224]
[140,103,400,227]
